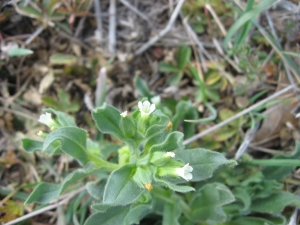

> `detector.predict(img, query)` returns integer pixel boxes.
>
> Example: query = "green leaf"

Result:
[49,53,78,65]
[154,174,195,193]
[251,192,300,214]
[189,63,206,102]
[163,202,181,225]
[99,165,143,207]
[124,202,152,225]
[214,127,237,142]
[159,62,181,73]
[168,73,183,85]
[205,72,221,86]
[248,180,283,199]
[262,141,300,180]
[42,127,89,165]
[206,88,220,102]
[16,6,43,18]
[22,139,43,152]
[41,97,60,109]
[172,100,198,138]
[120,116,136,139]
[232,187,251,211]
[58,89,69,108]
[0,200,24,223]
[86,180,106,201]
[92,103,129,143]
[84,206,130,225]
[145,110,170,138]
[232,216,286,225]
[149,131,184,153]
[44,108,77,127]
[186,183,235,223]
[177,46,191,70]
[134,75,153,98]
[25,163,98,204]
[8,48,33,57]
[175,148,237,182]
[67,102,80,112]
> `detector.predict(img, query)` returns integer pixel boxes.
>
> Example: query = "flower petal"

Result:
[138,101,143,110]
[149,103,156,114]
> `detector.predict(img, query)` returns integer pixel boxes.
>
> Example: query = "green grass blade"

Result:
[189,62,207,103]
[184,103,217,123]
[234,0,255,47]
[248,159,300,167]
[254,21,300,77]
[224,0,278,49]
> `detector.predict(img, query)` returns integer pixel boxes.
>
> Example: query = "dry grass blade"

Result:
[135,0,186,55]
[109,0,117,53]
[183,85,296,145]
[3,187,86,225]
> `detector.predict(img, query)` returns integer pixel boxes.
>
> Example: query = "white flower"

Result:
[38,112,56,128]
[164,152,175,158]
[175,163,193,181]
[150,95,161,106]
[120,111,127,117]
[138,100,155,118]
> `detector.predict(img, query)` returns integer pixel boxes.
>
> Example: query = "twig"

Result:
[74,0,94,38]
[93,0,103,42]
[261,48,275,68]
[135,0,186,55]
[181,13,209,73]
[55,23,94,51]
[169,0,174,13]
[249,144,294,155]
[24,25,44,45]
[183,85,296,145]
[205,3,238,63]
[288,207,299,225]
[205,4,226,36]
[3,187,86,225]
[0,107,37,121]
[119,0,152,26]
[180,15,203,79]
[235,123,260,160]
[109,0,117,54]
[95,67,107,107]
[212,38,242,73]
[2,73,34,107]
[265,9,297,92]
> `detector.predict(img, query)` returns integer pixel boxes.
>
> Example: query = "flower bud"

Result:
[118,146,131,165]
[133,167,152,189]
[37,131,48,138]
[38,112,58,130]
[138,101,155,119]
[157,163,193,181]
[150,151,175,166]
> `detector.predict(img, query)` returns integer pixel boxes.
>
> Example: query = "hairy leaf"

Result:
[175,148,236,182]
[25,163,98,204]
[42,127,89,165]
[186,183,235,223]
[84,206,130,225]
